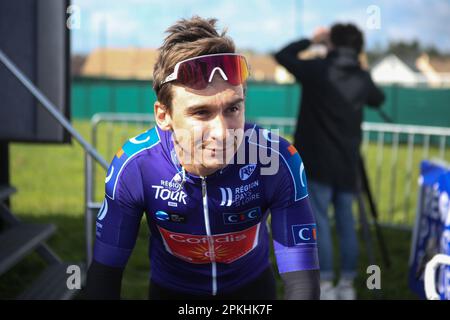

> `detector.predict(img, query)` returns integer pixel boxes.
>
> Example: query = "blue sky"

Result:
[71,0,450,54]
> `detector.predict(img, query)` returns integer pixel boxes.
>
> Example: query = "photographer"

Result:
[274,23,385,299]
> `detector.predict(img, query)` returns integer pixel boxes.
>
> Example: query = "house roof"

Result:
[81,47,296,83]
[371,53,420,73]
[428,56,450,73]
[81,48,159,79]
[244,53,279,81]
[71,54,87,77]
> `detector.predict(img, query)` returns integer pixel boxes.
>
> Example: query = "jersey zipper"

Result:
[201,176,217,296]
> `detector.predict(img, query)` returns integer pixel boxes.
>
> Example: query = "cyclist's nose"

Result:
[207,114,228,146]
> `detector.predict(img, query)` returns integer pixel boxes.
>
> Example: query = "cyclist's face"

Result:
[169,75,245,172]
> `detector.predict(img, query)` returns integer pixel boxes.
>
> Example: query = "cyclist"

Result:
[85,16,320,300]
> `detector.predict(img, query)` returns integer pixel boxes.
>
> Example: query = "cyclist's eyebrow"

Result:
[186,97,244,114]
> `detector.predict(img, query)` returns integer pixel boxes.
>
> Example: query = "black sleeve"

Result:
[84,260,124,300]
[273,39,317,84]
[280,269,321,300]
[366,73,385,108]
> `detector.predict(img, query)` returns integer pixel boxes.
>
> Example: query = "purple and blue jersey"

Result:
[94,123,319,296]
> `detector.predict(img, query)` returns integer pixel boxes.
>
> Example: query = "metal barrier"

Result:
[255,118,450,227]
[85,113,450,263]
[85,113,156,265]
[361,122,450,227]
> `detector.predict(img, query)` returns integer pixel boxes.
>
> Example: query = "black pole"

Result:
[0,142,9,208]
[356,180,376,267]
[359,155,391,269]
[0,142,9,230]
[356,152,376,266]
[378,109,394,124]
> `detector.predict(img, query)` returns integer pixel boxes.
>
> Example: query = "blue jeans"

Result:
[308,180,358,281]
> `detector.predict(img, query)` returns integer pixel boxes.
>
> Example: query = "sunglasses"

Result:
[159,53,249,90]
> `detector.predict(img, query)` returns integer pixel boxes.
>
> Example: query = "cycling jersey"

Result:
[94,122,319,296]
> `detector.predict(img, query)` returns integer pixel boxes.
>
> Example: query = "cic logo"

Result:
[292,224,317,245]
[223,207,261,225]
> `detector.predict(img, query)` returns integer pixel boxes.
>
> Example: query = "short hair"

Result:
[330,23,364,54]
[153,16,236,109]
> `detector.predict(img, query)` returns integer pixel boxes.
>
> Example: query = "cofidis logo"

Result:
[292,223,317,245]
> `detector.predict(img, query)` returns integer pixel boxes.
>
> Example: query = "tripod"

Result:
[356,108,393,269]
[356,155,391,269]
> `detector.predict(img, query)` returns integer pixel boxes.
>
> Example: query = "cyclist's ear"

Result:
[154,101,172,131]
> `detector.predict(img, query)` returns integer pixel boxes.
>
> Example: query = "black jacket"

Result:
[274,39,385,191]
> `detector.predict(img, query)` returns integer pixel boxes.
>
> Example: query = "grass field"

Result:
[1,119,442,299]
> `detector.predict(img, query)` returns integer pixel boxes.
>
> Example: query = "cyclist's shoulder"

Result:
[113,126,162,166]
[245,123,307,200]
[105,126,162,199]
[244,122,299,163]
